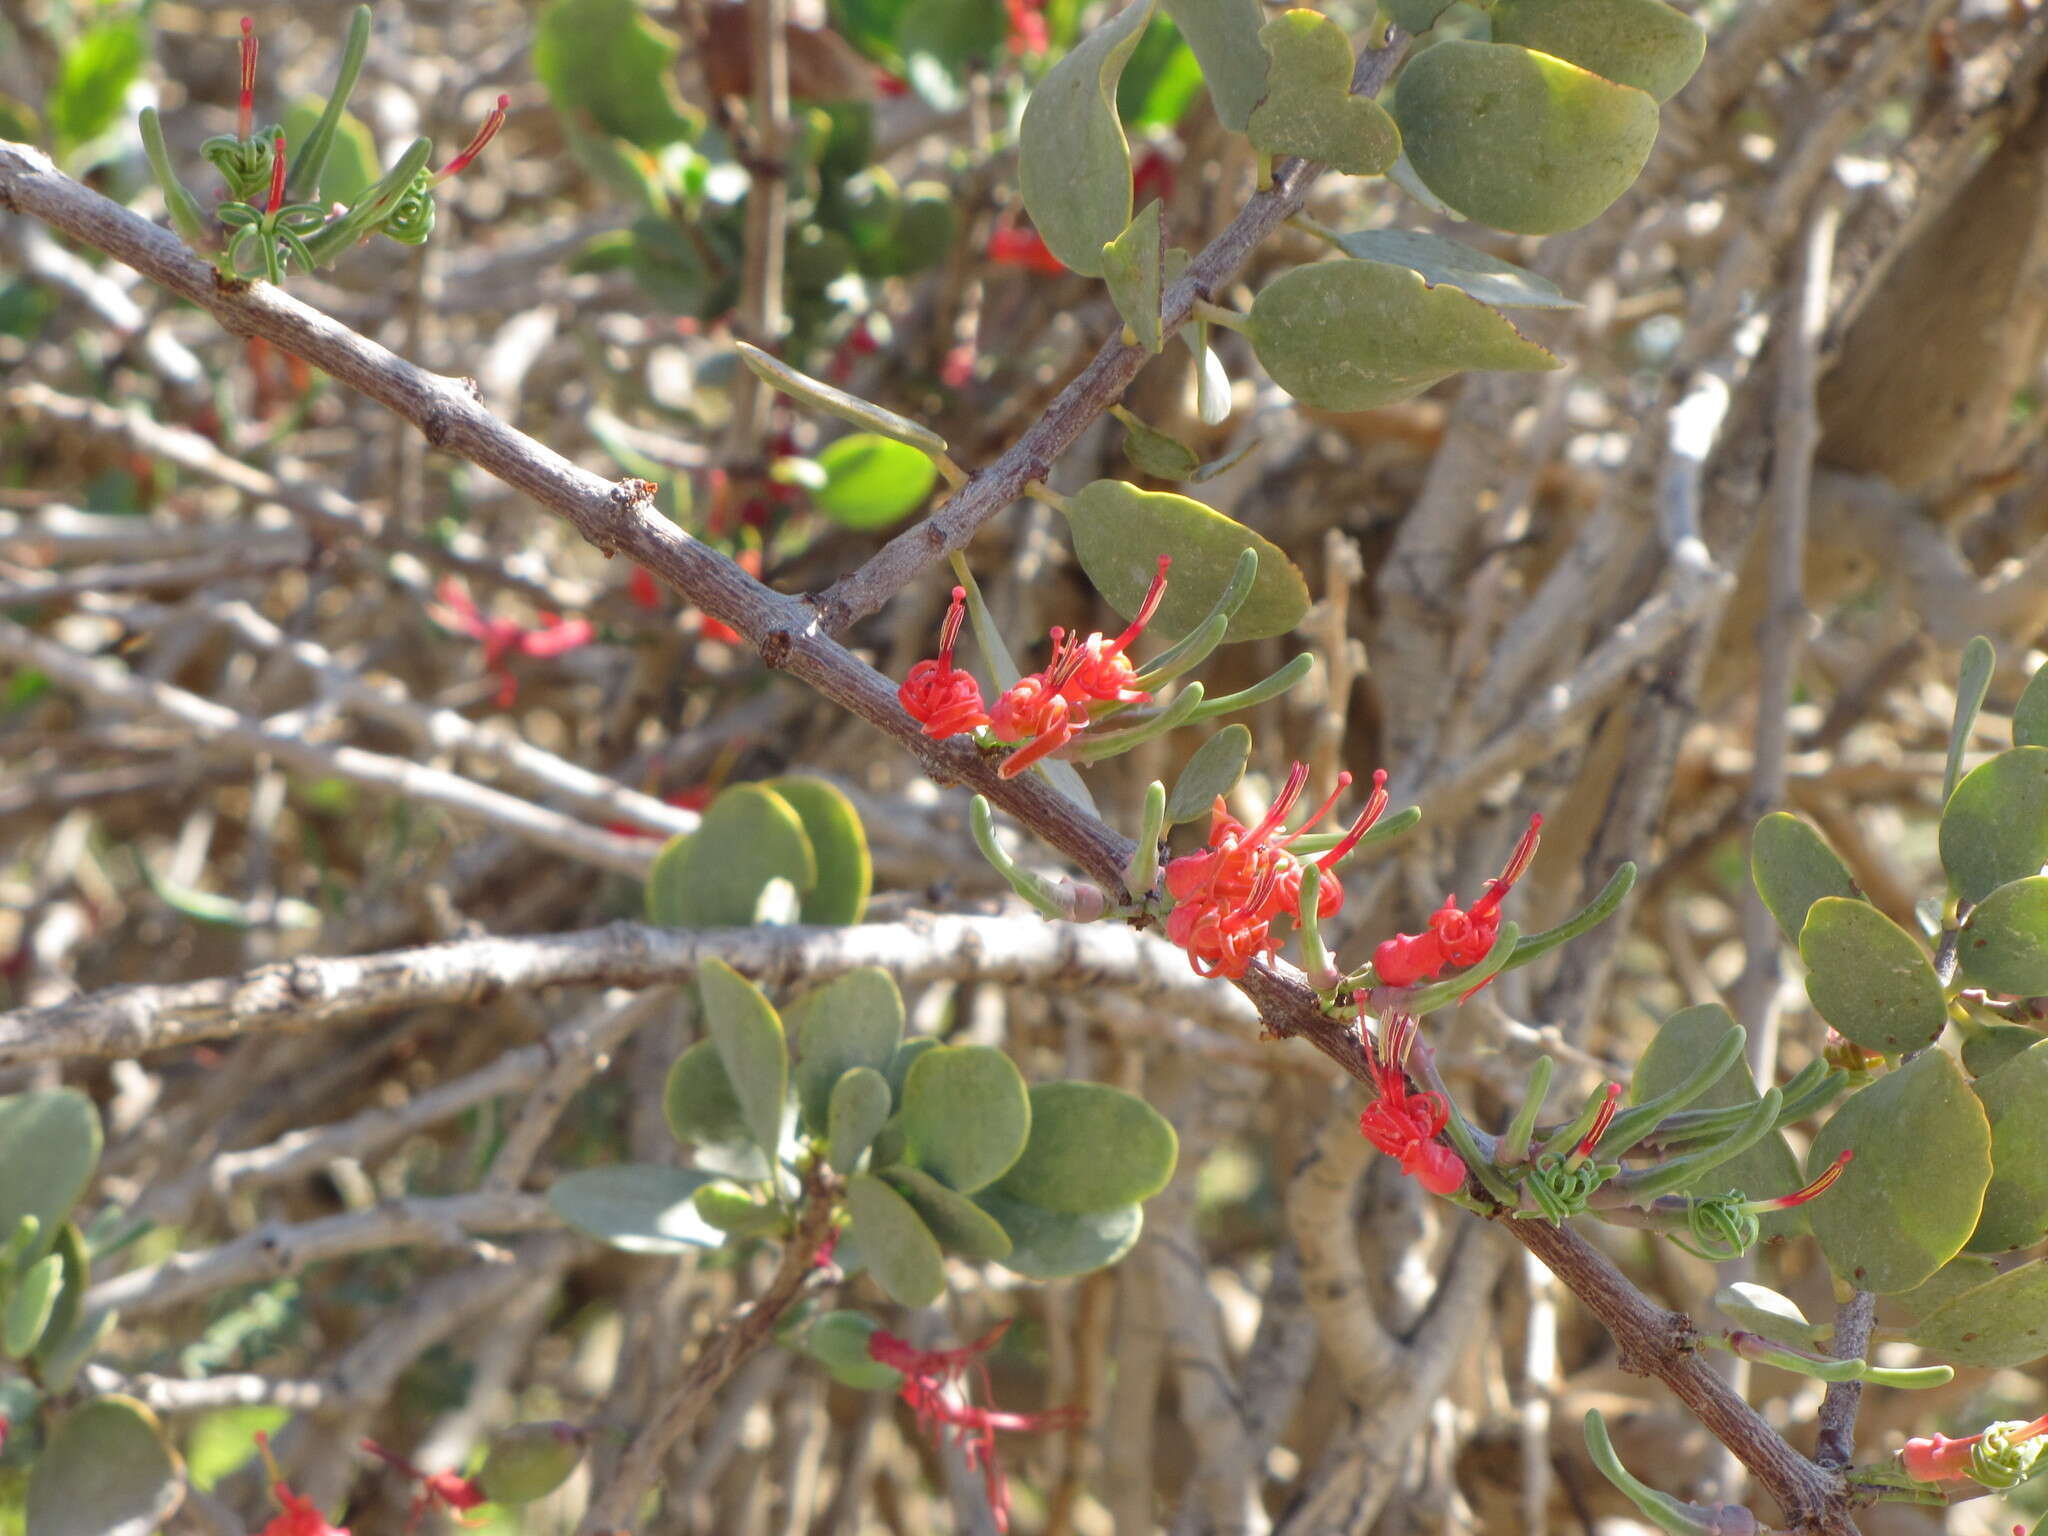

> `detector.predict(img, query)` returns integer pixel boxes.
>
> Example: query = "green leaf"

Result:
[1712,1282,1829,1349]
[1945,635,1997,804]
[813,433,939,530]
[27,1396,182,1536]
[765,776,871,925]
[1246,11,1400,175]
[1166,725,1252,824]
[1248,258,1561,412]
[990,1081,1178,1214]
[898,0,1007,110]
[1488,0,1706,102]
[663,1040,765,1179]
[281,100,380,206]
[1941,747,2048,905]
[4,1251,60,1359]
[1807,1051,1992,1293]
[2016,661,2048,748]
[698,957,790,1160]
[1160,0,1265,130]
[533,0,700,148]
[796,1309,903,1390]
[284,6,372,203]
[693,1181,786,1236]
[883,1166,1014,1260]
[1324,227,1579,310]
[1628,1004,1804,1235]
[1751,812,1861,945]
[737,341,948,456]
[29,1223,87,1378]
[886,1037,940,1104]
[1117,409,1202,479]
[47,21,145,151]
[1963,1019,2042,1078]
[1391,40,1660,236]
[1968,1041,2048,1252]
[791,968,906,1132]
[845,1172,946,1305]
[648,784,818,928]
[478,1423,587,1506]
[547,1165,723,1252]
[1910,1257,2048,1368]
[1798,898,1947,1055]
[0,1089,101,1268]
[898,1046,1031,1194]
[1959,876,2048,997]
[1018,0,1158,275]
[1062,480,1311,643]
[975,1190,1144,1279]
[1891,1254,2001,1324]
[1383,0,1457,28]
[1117,19,1205,130]
[1102,202,1166,354]
[827,1067,894,1175]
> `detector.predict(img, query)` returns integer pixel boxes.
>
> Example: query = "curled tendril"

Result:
[377,173,438,246]
[1969,1424,2048,1490]
[218,199,328,284]
[1516,1154,1611,1223]
[201,128,282,204]
[1671,1193,1761,1262]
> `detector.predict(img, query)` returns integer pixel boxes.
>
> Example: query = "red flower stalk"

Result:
[1357,1011,1465,1195]
[238,17,259,141]
[362,1439,485,1530]
[432,94,511,186]
[868,1323,1083,1533]
[1903,1414,2048,1482]
[988,223,1066,276]
[1162,762,1390,978]
[900,586,992,738]
[256,1433,351,1536]
[428,576,596,709]
[1373,814,1543,989]
[266,134,288,214]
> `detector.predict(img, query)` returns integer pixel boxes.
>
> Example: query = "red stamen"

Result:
[267,133,288,213]
[1473,813,1544,919]
[433,93,511,185]
[1315,769,1391,869]
[1109,554,1172,652]
[1240,761,1311,850]
[938,586,968,673]
[1751,1149,1852,1212]
[1574,1083,1622,1158]
[1281,771,1353,847]
[238,17,258,141]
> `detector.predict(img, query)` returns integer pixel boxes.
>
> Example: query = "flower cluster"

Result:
[429,576,595,708]
[868,1323,1083,1533]
[1373,814,1543,988]
[899,558,1171,777]
[1162,761,1390,979]
[1356,1012,1465,1195]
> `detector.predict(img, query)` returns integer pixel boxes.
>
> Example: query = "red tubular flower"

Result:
[266,133,288,213]
[1058,555,1169,708]
[1573,1083,1622,1162]
[988,223,1066,276]
[363,1439,485,1529]
[868,1323,1084,1533]
[1903,1415,2048,1482]
[432,93,511,186]
[256,1433,350,1536]
[1357,1012,1465,1195]
[1005,0,1049,54]
[900,586,992,738]
[238,17,259,141]
[628,565,662,609]
[1744,1150,1852,1214]
[1373,813,1543,989]
[429,577,595,709]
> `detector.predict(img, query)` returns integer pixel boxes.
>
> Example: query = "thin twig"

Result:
[1815,1290,1877,1472]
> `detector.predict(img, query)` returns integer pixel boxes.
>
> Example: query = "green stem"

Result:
[138,108,213,252]
[1192,298,1251,333]
[1498,1054,1553,1165]
[1126,781,1166,896]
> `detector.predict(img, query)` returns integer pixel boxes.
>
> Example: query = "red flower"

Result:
[255,1434,350,1536]
[363,1439,485,1530]
[1903,1414,2048,1482]
[1162,761,1390,979]
[868,1323,1083,1533]
[628,565,662,609]
[1356,1012,1465,1195]
[988,223,1066,276]
[1005,0,1049,54]
[238,16,259,142]
[1132,146,1175,208]
[1372,814,1543,989]
[431,94,511,186]
[428,577,596,709]
[900,585,991,738]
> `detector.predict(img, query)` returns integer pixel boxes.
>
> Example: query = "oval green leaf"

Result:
[1751,812,1861,945]
[546,1165,722,1253]
[898,1045,1031,1194]
[1018,0,1157,275]
[1160,0,1265,130]
[2016,661,2048,748]
[1959,876,2048,997]
[1063,480,1310,643]
[26,1395,183,1536]
[1167,725,1252,824]
[693,1181,785,1236]
[813,433,939,530]
[1392,40,1660,235]
[798,1309,903,1391]
[649,784,817,928]
[1118,411,1203,479]
[533,0,700,149]
[1945,635,1998,803]
[1798,898,1947,1055]
[886,1036,941,1104]
[1102,202,1166,354]
[827,1066,895,1176]
[1910,1257,2048,1368]
[478,1423,588,1506]
[1247,258,1561,412]
[664,1039,751,1151]
[846,1171,947,1306]
[1806,1051,1992,1293]
[1712,1281,1828,1350]
[1488,0,1706,102]
[990,1081,1178,1215]
[1892,1254,2001,1323]
[767,776,872,926]
[883,1166,1014,1260]
[976,1191,1145,1279]
[1963,1019,2042,1078]
[792,967,906,1132]
[5,1252,61,1359]
[1942,747,2048,905]
[1325,228,1578,310]
[1968,1040,2048,1252]
[1246,11,1400,175]
[0,1089,101,1268]
[698,957,789,1159]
